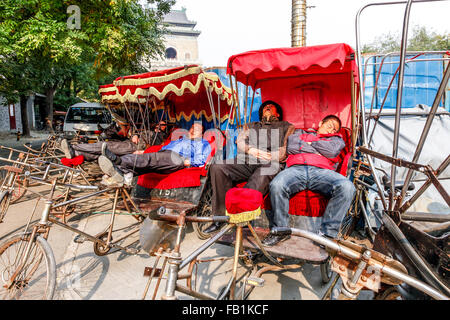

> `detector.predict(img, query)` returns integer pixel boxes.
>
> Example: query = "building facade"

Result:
[0,93,46,133]
[149,8,202,71]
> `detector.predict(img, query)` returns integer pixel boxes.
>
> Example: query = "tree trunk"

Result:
[45,87,56,131]
[19,95,30,137]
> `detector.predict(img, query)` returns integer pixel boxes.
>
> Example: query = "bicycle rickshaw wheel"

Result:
[0,190,11,223]
[10,177,28,204]
[375,286,402,300]
[192,182,214,240]
[320,256,333,284]
[0,235,56,300]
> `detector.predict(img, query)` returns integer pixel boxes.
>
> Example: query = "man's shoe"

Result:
[261,234,291,247]
[98,155,124,186]
[101,143,121,165]
[60,139,75,159]
[100,175,124,187]
[203,222,224,234]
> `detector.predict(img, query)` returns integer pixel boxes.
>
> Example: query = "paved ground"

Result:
[0,133,374,301]
[0,187,334,300]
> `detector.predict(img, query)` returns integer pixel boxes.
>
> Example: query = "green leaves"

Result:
[0,0,174,109]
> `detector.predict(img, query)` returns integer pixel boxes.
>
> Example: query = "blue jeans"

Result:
[268,165,355,238]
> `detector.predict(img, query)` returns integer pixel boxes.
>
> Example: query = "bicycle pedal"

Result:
[245,276,265,287]
[73,235,87,244]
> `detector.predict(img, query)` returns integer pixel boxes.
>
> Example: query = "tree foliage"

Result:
[0,0,174,130]
[362,25,449,54]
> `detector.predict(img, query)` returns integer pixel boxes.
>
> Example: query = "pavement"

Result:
[0,188,334,300]
[0,133,374,301]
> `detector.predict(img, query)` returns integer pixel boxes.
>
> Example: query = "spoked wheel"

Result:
[338,196,360,239]
[192,184,214,240]
[10,177,28,204]
[375,286,402,300]
[0,190,12,223]
[320,256,333,284]
[93,232,111,256]
[0,234,56,300]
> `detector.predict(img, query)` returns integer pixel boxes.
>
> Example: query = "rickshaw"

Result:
[139,43,446,301]
[98,65,236,237]
[217,42,364,295]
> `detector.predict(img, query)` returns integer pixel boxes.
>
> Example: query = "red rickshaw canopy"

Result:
[227,43,359,129]
[98,66,234,123]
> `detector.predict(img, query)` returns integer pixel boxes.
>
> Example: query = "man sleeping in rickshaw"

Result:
[262,115,356,246]
[98,122,211,187]
[59,120,168,162]
[204,100,296,234]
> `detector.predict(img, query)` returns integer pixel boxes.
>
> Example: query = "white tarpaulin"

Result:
[367,105,450,214]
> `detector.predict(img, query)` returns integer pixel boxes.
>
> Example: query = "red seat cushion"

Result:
[61,155,84,167]
[136,131,219,190]
[137,166,207,190]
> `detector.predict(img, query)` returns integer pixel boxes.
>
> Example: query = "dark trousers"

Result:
[209,159,283,216]
[118,150,185,176]
[73,140,136,161]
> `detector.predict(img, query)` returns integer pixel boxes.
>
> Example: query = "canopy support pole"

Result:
[248,88,256,124]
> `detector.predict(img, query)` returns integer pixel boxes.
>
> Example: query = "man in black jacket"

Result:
[204,100,296,234]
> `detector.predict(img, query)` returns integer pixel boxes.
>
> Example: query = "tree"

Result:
[362,25,450,53]
[0,0,174,131]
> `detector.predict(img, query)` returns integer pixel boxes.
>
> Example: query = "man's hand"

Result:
[257,150,272,161]
[183,159,191,167]
[132,150,145,155]
[248,147,272,161]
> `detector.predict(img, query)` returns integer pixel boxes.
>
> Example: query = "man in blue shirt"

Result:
[98,122,211,186]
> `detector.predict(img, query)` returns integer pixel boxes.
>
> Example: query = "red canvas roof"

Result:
[98,66,234,122]
[227,43,359,130]
[227,43,359,89]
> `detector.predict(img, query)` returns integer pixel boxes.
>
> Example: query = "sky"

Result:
[168,0,450,67]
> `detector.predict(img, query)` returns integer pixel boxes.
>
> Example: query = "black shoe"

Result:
[101,143,121,165]
[261,234,291,247]
[203,222,224,234]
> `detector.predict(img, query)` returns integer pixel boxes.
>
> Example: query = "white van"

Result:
[63,102,112,138]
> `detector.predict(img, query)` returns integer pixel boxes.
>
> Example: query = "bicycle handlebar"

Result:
[147,206,230,224]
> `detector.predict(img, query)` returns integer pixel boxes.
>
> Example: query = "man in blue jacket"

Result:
[262,115,355,246]
[99,122,211,187]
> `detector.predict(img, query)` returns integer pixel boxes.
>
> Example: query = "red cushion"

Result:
[136,132,216,190]
[145,145,164,153]
[225,188,263,214]
[61,155,84,167]
[136,167,207,190]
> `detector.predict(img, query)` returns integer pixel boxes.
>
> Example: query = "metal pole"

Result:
[288,227,449,300]
[291,0,306,47]
[400,155,450,213]
[389,0,413,211]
